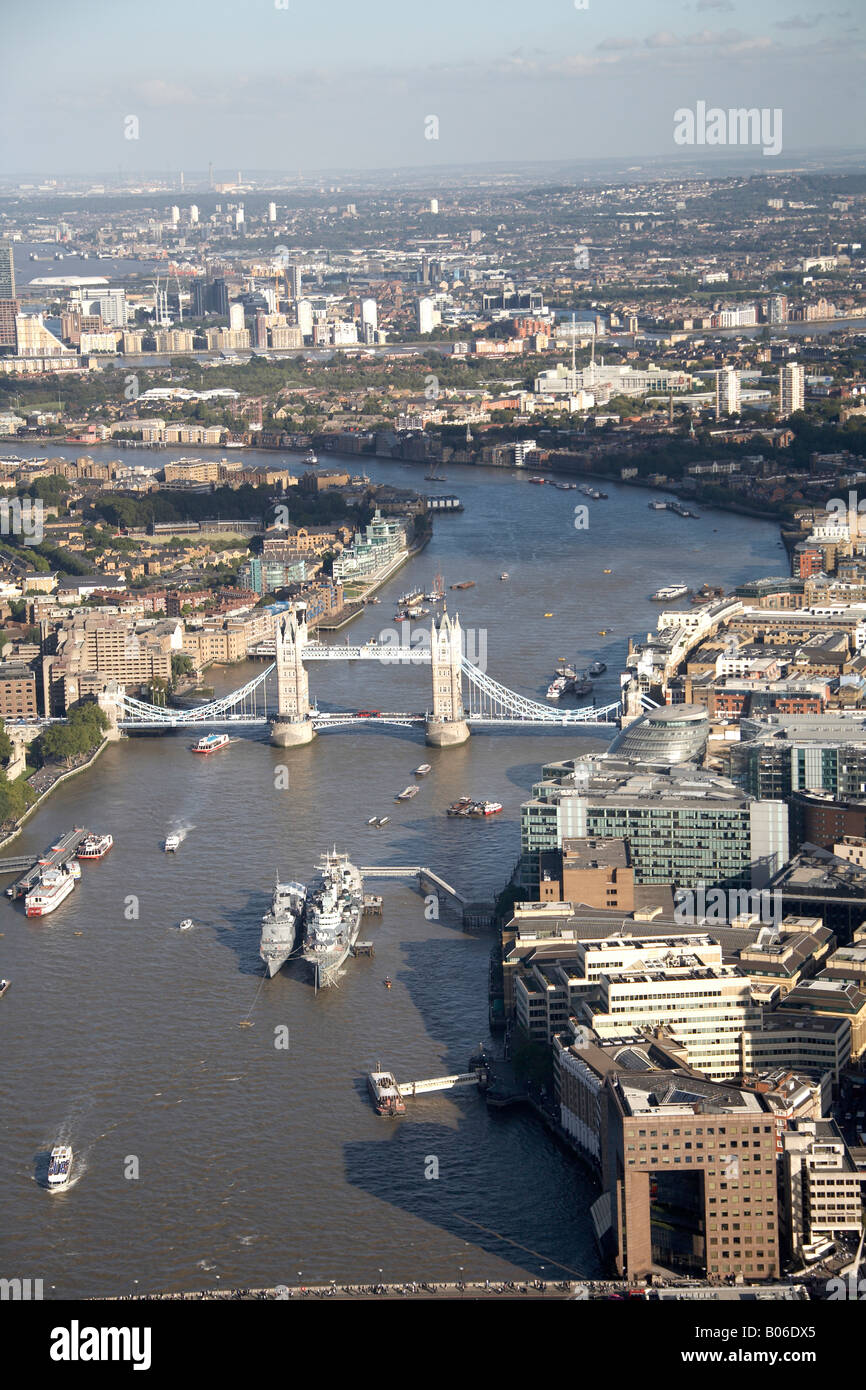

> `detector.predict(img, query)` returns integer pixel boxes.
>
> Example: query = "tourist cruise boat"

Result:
[588,661,607,677]
[547,676,569,700]
[304,450,318,465]
[164,833,181,852]
[192,733,231,754]
[77,833,113,860]
[25,866,76,917]
[47,1145,73,1188]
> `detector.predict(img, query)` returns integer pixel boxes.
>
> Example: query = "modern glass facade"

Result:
[520,758,787,894]
[606,705,709,765]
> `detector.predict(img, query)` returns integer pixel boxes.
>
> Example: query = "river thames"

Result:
[0,448,787,1297]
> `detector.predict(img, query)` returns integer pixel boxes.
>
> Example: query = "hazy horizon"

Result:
[2,0,863,177]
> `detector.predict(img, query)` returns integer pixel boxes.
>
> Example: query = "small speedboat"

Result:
[0,978,9,998]
[377,816,390,827]
[414,764,432,776]
[367,816,378,825]
[178,919,194,932]
[383,977,392,989]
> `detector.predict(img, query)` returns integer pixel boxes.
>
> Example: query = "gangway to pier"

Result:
[397,1069,487,1099]
[359,865,466,908]
[0,855,39,875]
[7,828,91,899]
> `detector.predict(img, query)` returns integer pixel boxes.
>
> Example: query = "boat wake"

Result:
[167,820,194,844]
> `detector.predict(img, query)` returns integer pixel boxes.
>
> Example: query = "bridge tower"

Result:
[426,610,469,747]
[97,681,124,741]
[270,604,316,747]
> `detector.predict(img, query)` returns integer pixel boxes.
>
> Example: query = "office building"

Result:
[537,836,636,909]
[782,1121,864,1262]
[520,757,788,895]
[606,704,709,764]
[0,661,38,718]
[731,716,866,804]
[605,1067,781,1280]
[578,938,761,1082]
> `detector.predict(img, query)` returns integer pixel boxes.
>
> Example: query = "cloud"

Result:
[134,79,198,107]
[597,37,639,52]
[696,0,735,10]
[645,28,748,48]
[775,13,826,29]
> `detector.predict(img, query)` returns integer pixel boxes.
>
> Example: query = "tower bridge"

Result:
[110,604,622,746]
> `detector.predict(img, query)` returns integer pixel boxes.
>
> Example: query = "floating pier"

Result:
[367,1065,488,1111]
[4,827,91,899]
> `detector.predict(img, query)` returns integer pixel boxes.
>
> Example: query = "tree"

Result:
[36,701,108,768]
[171,652,194,682]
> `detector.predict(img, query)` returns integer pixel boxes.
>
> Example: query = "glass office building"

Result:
[606,705,709,765]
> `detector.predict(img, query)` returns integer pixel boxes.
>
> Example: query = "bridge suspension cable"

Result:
[118,663,275,726]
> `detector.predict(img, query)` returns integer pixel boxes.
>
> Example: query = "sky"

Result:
[1,0,864,176]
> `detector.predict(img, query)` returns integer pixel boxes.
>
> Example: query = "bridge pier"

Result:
[425,717,470,748]
[270,718,316,747]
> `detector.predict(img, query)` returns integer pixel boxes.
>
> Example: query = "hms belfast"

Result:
[302,850,364,991]
[259,880,306,977]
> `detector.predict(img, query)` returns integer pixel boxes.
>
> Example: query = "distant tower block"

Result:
[270,604,316,747]
[426,611,469,747]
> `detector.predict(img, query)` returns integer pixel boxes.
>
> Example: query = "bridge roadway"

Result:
[117,709,620,729]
